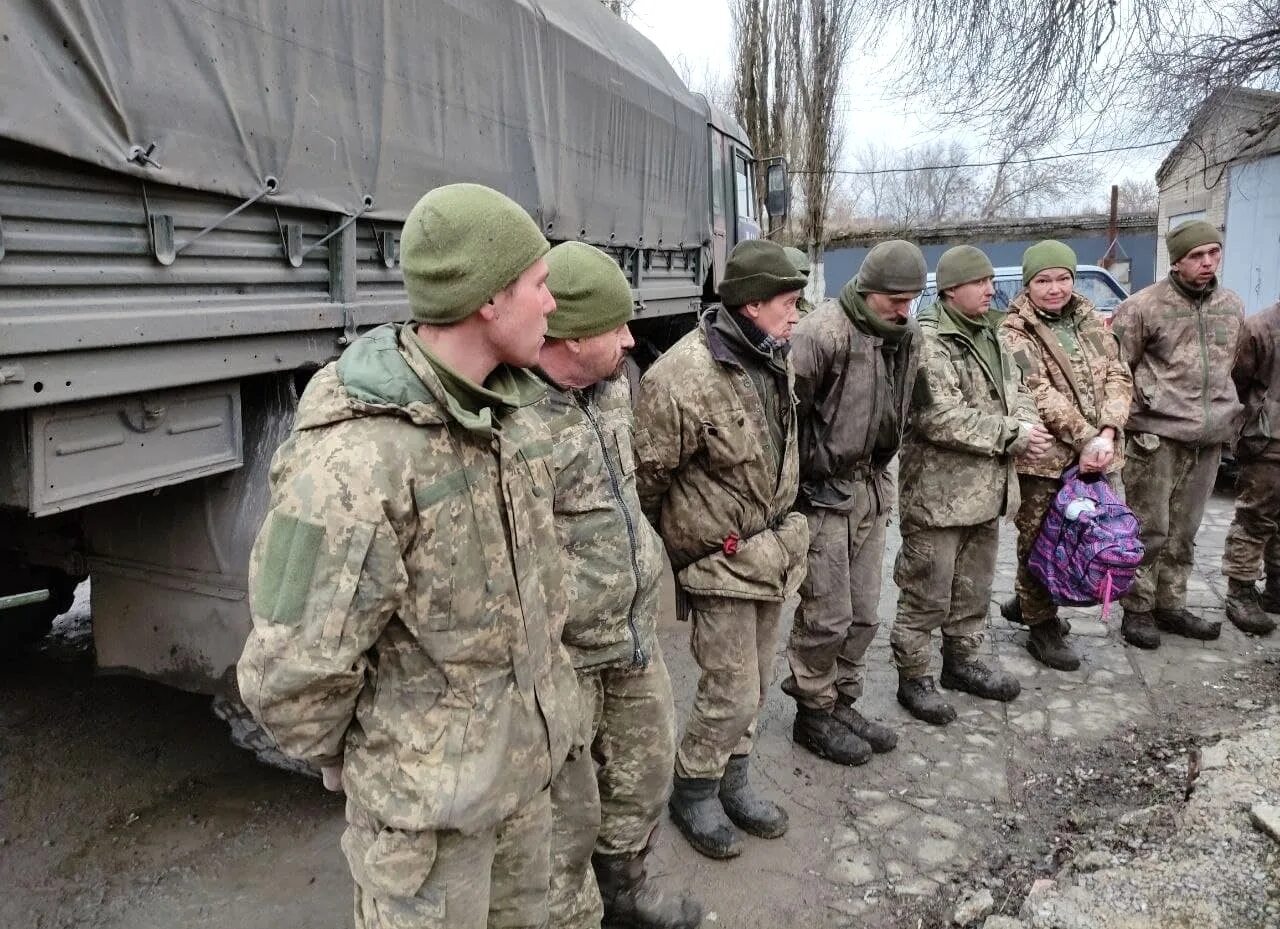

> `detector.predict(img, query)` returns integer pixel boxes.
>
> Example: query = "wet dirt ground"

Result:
[3,489,1279,929]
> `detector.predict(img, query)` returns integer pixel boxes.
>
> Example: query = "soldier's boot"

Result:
[668,776,742,860]
[832,697,898,753]
[1001,595,1071,635]
[1225,579,1278,635]
[896,675,957,726]
[1260,578,1280,614]
[1026,619,1081,671]
[717,755,788,839]
[792,705,872,766]
[1121,610,1161,649]
[1153,607,1222,641]
[940,657,1022,702]
[593,844,704,929]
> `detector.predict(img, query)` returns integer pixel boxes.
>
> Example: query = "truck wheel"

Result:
[211,695,318,778]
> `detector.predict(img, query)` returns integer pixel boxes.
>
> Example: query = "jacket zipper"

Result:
[579,393,646,668]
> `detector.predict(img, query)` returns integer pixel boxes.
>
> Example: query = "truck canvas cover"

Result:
[0,0,709,249]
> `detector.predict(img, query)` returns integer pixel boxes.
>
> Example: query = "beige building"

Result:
[1156,87,1280,311]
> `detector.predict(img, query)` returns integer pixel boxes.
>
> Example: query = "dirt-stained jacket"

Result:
[237,323,578,836]
[790,297,920,512]
[634,308,808,602]
[999,292,1132,478]
[899,301,1041,528]
[1232,301,1280,463]
[537,373,664,671]
[1111,274,1244,446]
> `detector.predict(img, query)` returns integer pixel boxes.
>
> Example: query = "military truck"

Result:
[0,0,783,710]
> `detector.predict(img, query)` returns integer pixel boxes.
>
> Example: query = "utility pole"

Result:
[1100,184,1119,269]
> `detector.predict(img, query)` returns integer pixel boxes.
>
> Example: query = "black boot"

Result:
[1026,619,1081,671]
[1260,579,1280,614]
[793,705,871,766]
[1225,579,1277,635]
[940,657,1021,702]
[717,755,787,839]
[896,675,956,725]
[1121,610,1160,649]
[668,775,741,860]
[832,698,898,753]
[593,843,704,929]
[1001,595,1071,635]
[1153,607,1222,640]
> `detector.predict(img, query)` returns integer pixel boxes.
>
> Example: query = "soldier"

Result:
[236,184,579,929]
[1220,299,1280,636]
[1112,220,1244,649]
[781,240,927,765]
[998,240,1133,670]
[538,243,702,929]
[891,245,1052,725]
[634,239,809,860]
[784,246,815,315]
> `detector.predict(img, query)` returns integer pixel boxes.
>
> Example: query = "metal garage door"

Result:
[1223,154,1280,315]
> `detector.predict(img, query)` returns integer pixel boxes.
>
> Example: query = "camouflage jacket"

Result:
[237,324,579,835]
[1000,292,1131,478]
[791,297,920,513]
[1111,275,1244,447]
[1232,301,1280,463]
[634,309,808,602]
[536,373,663,671]
[899,301,1041,529]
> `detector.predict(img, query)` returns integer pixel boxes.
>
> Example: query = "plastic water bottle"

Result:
[1064,498,1096,520]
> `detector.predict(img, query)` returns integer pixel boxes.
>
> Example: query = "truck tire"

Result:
[211,695,318,778]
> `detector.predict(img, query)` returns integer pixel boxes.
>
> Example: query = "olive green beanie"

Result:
[1022,240,1078,286]
[936,245,995,292]
[544,242,635,339]
[1166,219,1222,264]
[784,246,811,277]
[855,240,927,294]
[401,183,550,324]
[718,239,808,308]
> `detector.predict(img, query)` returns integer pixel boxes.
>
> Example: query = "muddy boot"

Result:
[1026,618,1081,671]
[1121,610,1160,649]
[668,775,741,860]
[718,755,788,839]
[593,843,704,929]
[896,675,957,725]
[1153,607,1222,641]
[1001,595,1071,635]
[793,705,871,766]
[1225,579,1277,635]
[832,697,898,753]
[940,657,1021,702]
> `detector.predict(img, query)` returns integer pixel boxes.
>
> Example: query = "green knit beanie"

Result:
[401,183,550,324]
[1166,219,1222,264]
[544,242,635,339]
[783,246,811,277]
[1022,240,1078,286]
[718,240,808,308]
[936,245,995,292]
[855,240,927,294]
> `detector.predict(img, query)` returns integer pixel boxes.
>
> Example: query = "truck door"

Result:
[708,129,729,294]
[733,149,761,244]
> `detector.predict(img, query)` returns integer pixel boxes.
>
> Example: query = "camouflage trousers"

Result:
[1222,459,1280,583]
[782,498,886,710]
[1121,434,1219,613]
[675,594,784,780]
[549,649,677,929]
[1012,474,1064,625]
[890,520,999,680]
[343,792,550,929]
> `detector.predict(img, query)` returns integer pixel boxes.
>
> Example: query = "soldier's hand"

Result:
[1024,424,1054,460]
[321,763,344,793]
[1079,432,1115,474]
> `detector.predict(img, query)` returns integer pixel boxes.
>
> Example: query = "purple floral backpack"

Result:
[1027,467,1145,619]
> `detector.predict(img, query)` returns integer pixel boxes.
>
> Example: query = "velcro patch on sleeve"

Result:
[254,512,325,626]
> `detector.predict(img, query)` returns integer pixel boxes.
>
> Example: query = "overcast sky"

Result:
[625,0,1166,196]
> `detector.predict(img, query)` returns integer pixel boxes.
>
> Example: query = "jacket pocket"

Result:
[613,424,637,477]
[701,413,760,468]
[360,825,441,902]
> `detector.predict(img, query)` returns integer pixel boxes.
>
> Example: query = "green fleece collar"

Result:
[840,287,911,343]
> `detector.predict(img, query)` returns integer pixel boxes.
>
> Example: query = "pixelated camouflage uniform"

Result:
[237,323,580,929]
[1223,301,1280,586]
[891,301,1041,679]
[634,307,808,780]
[999,292,1132,623]
[781,295,920,710]
[1112,275,1244,612]
[539,373,677,929]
